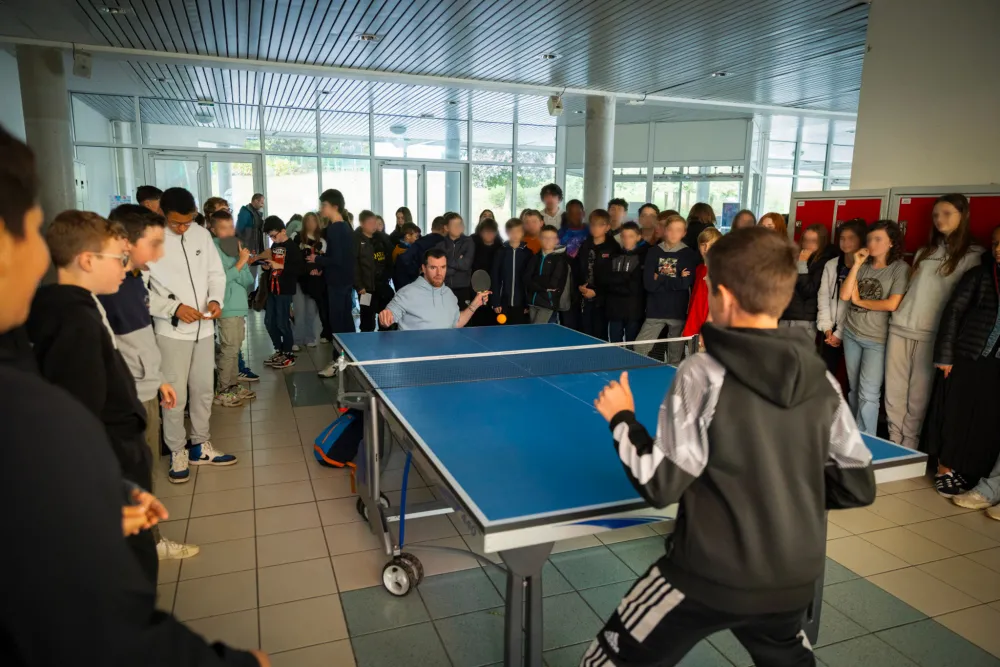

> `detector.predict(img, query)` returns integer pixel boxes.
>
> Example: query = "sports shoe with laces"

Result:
[213,390,244,408]
[952,489,994,510]
[157,538,200,560]
[292,344,301,352]
[274,354,296,368]
[230,384,256,400]
[318,360,338,378]
[319,337,330,344]
[987,504,1000,522]
[263,352,284,367]
[168,451,190,483]
[188,441,238,466]
[935,472,973,498]
[238,369,260,382]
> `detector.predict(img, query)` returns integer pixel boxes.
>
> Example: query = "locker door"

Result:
[792,199,836,241]
[969,195,1000,246]
[896,196,938,255]
[835,198,884,225]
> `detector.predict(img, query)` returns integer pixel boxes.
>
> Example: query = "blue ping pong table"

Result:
[333,324,927,667]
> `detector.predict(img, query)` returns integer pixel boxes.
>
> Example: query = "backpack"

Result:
[313,409,363,487]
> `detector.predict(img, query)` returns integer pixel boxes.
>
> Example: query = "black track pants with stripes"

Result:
[580,562,815,667]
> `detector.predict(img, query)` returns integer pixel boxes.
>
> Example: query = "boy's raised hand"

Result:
[594,372,635,422]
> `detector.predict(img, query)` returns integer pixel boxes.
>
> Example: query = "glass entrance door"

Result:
[145,150,262,211]
[378,162,465,232]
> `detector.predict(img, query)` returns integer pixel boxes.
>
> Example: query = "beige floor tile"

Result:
[597,524,657,545]
[211,408,252,424]
[324,522,383,556]
[259,558,339,607]
[312,476,356,501]
[867,495,941,525]
[206,435,252,453]
[868,566,980,617]
[861,527,958,565]
[254,446,305,467]
[877,476,935,495]
[551,535,603,554]
[825,535,908,576]
[826,521,851,540]
[252,408,294,423]
[158,520,188,544]
[158,558,181,584]
[381,487,437,508]
[212,422,253,439]
[297,417,337,437]
[256,502,322,536]
[920,556,1000,603]
[258,527,330,567]
[252,420,292,436]
[293,405,339,420]
[271,640,356,667]
[318,497,364,526]
[255,481,315,509]
[191,487,256,518]
[186,511,256,545]
[259,594,348,654]
[992,601,1000,613]
[408,536,481,576]
[905,518,1000,554]
[950,512,1000,541]
[159,493,192,520]
[179,537,257,581]
[185,609,259,651]
[448,512,472,536]
[156,583,176,613]
[381,467,426,492]
[308,464,354,480]
[254,432,303,450]
[390,514,458,544]
[331,549,385,592]
[936,604,1000,658]
[255,461,311,486]
[827,507,896,534]
[194,468,255,494]
[153,474,197,498]
[968,547,1000,574]
[173,570,258,621]
[894,488,976,517]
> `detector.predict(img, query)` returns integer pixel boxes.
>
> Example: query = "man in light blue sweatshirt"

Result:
[378,249,489,331]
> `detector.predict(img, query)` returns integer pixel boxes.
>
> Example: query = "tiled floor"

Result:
[152,313,1000,666]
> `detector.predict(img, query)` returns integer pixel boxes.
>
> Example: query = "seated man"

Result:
[378,248,488,331]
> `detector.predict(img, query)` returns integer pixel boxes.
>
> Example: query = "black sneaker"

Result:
[936,472,973,498]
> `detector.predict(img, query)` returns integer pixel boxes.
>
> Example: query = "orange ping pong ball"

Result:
[497,313,507,324]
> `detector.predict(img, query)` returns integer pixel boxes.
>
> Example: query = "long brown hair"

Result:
[759,212,788,238]
[912,193,974,277]
[687,202,717,226]
[802,223,830,265]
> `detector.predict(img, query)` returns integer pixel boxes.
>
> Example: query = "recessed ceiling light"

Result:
[356,33,381,43]
[318,90,331,95]
[98,6,132,15]
[196,99,215,107]
[389,124,407,135]
[710,71,730,78]
[541,53,559,60]
[154,76,174,84]
[447,100,458,105]
[573,110,584,114]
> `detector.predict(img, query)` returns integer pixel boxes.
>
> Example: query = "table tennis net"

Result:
[338,336,696,389]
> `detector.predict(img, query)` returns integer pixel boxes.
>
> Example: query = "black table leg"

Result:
[500,543,554,667]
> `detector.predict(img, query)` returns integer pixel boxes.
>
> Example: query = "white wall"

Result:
[0,51,25,140]
[565,118,750,167]
[852,0,1000,188]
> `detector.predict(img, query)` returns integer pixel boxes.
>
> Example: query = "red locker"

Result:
[890,187,1000,254]
[834,198,884,226]
[791,198,835,241]
[896,196,938,255]
[968,195,1000,244]
[789,189,890,242]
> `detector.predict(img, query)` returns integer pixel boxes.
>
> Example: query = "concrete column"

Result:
[444,111,462,215]
[851,0,1000,188]
[16,46,76,219]
[583,95,615,213]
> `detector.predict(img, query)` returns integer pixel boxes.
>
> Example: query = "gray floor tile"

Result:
[156,583,176,613]
[259,594,349,654]
[173,570,258,621]
[544,642,590,667]
[258,558,338,607]
[318,497,365,526]
[549,546,636,590]
[341,584,431,636]
[255,502,321,536]
[543,592,604,651]
[485,561,572,599]
[190,487,255,518]
[816,634,919,667]
[185,511,256,544]
[270,640,356,667]
[418,568,504,619]
[257,527,329,567]
[194,467,255,494]
[578,581,631,621]
[185,609,259,651]
[824,558,860,586]
[158,558,180,584]
[351,622,451,667]
[814,603,871,648]
[435,607,505,666]
[606,536,665,576]
[254,446,306,467]
[255,480,315,508]
[255,461,312,486]
[179,537,257,580]
[254,432,304,450]
[677,641,734,667]
[877,619,1000,667]
[158,519,188,544]
[824,578,926,632]
[312,476,356,500]
[161,494,192,520]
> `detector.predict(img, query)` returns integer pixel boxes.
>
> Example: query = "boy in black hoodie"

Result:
[27,210,157,583]
[588,227,875,667]
[524,225,569,324]
[607,222,647,343]
[353,209,395,332]
[261,216,305,369]
[576,208,619,341]
[490,218,534,325]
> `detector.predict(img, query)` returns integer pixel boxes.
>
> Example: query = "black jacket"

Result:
[610,325,875,615]
[575,236,619,306]
[353,229,393,294]
[396,232,445,289]
[490,242,534,309]
[265,238,305,296]
[524,251,569,311]
[443,234,476,290]
[389,224,405,248]
[782,247,837,323]
[0,350,258,667]
[644,242,698,320]
[316,220,355,287]
[935,252,1000,365]
[606,244,647,321]
[473,235,501,280]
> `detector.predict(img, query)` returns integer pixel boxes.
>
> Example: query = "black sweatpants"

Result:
[115,432,159,587]
[581,563,814,667]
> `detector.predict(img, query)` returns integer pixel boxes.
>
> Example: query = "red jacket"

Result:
[683,264,709,337]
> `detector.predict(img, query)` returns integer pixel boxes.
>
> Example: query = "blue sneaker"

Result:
[238,369,260,382]
[188,441,238,466]
[168,452,191,483]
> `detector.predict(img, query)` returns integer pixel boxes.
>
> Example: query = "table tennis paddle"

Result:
[471,269,491,294]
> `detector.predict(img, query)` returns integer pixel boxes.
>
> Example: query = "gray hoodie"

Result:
[385,276,460,330]
[890,244,981,341]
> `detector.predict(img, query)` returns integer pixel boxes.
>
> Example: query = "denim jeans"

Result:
[972,454,1000,504]
[841,328,886,435]
[265,293,294,354]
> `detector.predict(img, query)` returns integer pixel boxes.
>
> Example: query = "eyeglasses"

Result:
[92,252,130,267]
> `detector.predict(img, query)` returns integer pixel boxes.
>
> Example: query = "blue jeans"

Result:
[842,329,886,435]
[609,319,642,344]
[265,294,294,354]
[972,454,1000,504]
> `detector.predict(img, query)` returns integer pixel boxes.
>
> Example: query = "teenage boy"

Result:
[147,187,238,484]
[637,202,660,245]
[524,225,569,324]
[354,209,395,332]
[26,210,163,583]
[636,214,699,363]
[136,185,163,215]
[576,209,619,341]
[490,218,534,325]
[607,221,647,343]
[587,227,875,667]
[261,216,305,368]
[521,208,544,254]
[98,203,199,562]
[210,209,255,403]
[540,183,563,228]
[443,212,475,307]
[315,188,355,333]
[608,198,629,240]
[392,222,421,264]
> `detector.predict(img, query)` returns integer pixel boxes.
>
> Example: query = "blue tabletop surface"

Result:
[336,325,924,525]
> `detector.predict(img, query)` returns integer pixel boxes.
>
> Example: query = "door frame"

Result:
[143,149,264,207]
[375,160,468,231]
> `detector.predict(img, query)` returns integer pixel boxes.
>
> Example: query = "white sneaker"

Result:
[230,385,256,401]
[953,489,995,510]
[292,344,301,352]
[318,361,338,378]
[213,390,244,408]
[157,538,200,560]
[188,440,238,466]
[168,451,190,483]
[319,337,330,344]
[307,341,318,348]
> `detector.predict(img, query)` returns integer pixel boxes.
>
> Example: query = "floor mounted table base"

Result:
[500,543,554,667]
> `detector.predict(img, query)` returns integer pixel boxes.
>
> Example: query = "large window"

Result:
[651,166,743,217]
[265,155,318,223]
[373,115,468,160]
[565,169,584,203]
[612,167,648,213]
[139,99,260,149]
[472,164,513,223]
[516,166,556,213]
[264,107,317,153]
[321,158,371,213]
[320,111,370,156]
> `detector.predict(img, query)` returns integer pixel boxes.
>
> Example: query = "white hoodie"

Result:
[146,223,227,341]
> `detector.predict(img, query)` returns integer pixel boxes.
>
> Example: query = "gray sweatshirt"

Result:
[385,277,461,330]
[890,244,982,341]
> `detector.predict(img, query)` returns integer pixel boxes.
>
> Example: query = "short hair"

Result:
[443,212,464,230]
[620,221,640,234]
[637,203,659,216]
[706,227,797,318]
[687,202,717,226]
[194,213,205,227]
[209,209,234,226]
[319,189,345,211]
[424,248,447,264]
[835,218,868,246]
[505,218,523,232]
[400,222,421,237]
[430,216,447,233]
[660,213,687,227]
[203,197,228,216]
[108,204,165,244]
[135,185,162,204]
[46,210,126,269]
[160,187,197,216]
[566,199,584,211]
[540,183,563,201]
[540,224,559,235]
[521,209,543,222]
[661,209,680,219]
[251,193,264,203]
[732,209,757,227]
[262,215,286,235]
[589,209,611,225]
[477,218,499,234]
[697,226,723,246]
[358,210,376,225]
[0,127,38,238]
[867,219,905,265]
[607,198,628,211]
